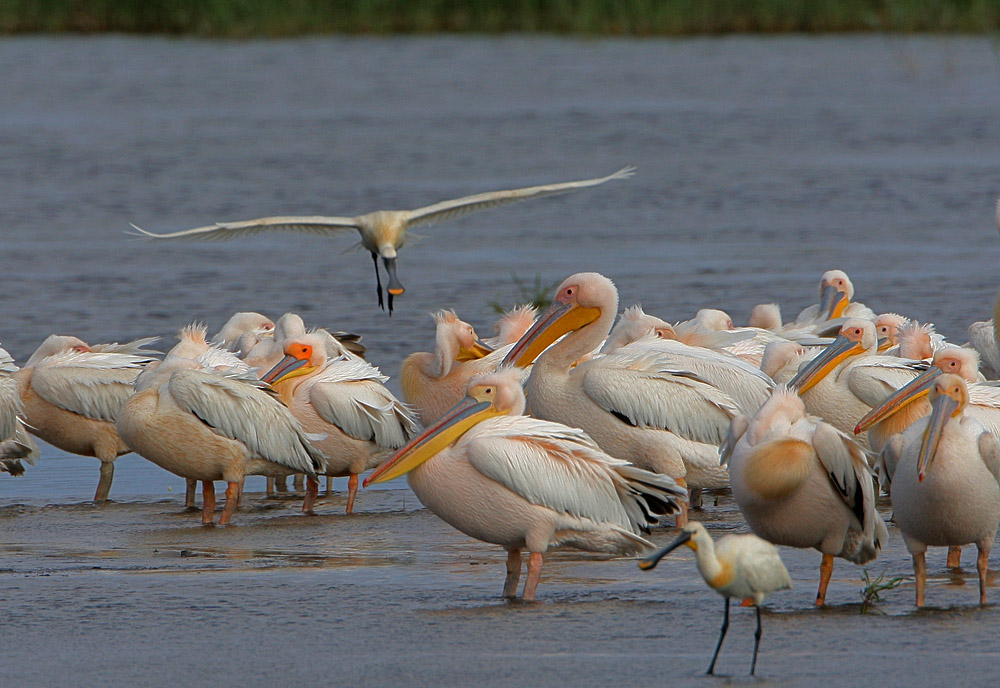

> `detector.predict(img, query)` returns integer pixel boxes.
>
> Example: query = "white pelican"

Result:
[725,386,887,605]
[791,269,875,330]
[854,346,985,456]
[1,345,38,477]
[639,521,791,676]
[483,304,538,349]
[364,369,685,600]
[130,167,635,313]
[759,340,810,385]
[602,305,752,354]
[15,334,158,501]
[787,319,926,452]
[117,355,326,525]
[885,375,1000,606]
[262,332,419,513]
[399,309,502,426]
[210,311,274,351]
[967,316,1000,380]
[872,313,907,352]
[502,273,741,523]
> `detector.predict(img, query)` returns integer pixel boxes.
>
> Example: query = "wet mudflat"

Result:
[3,35,1000,686]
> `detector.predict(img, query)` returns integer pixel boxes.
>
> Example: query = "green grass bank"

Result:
[4,0,1000,36]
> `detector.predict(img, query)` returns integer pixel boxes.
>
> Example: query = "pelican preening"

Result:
[262,332,418,513]
[14,335,158,501]
[365,369,685,600]
[0,345,38,477]
[129,166,635,314]
[640,522,791,676]
[725,386,887,605]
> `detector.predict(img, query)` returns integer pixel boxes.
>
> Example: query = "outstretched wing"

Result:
[31,352,147,422]
[167,369,326,475]
[128,216,361,241]
[403,166,636,229]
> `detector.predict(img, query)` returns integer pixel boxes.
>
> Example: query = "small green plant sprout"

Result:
[488,272,558,314]
[860,568,905,614]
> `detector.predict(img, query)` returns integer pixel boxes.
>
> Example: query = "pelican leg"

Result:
[326,475,334,495]
[707,597,730,675]
[346,474,358,514]
[815,553,834,606]
[302,476,319,514]
[201,480,216,525]
[275,475,289,493]
[689,487,703,510]
[503,549,522,599]
[947,546,962,568]
[266,477,276,497]
[522,552,544,601]
[218,481,241,525]
[371,251,384,310]
[913,551,926,607]
[94,461,114,503]
[185,478,198,509]
[293,474,305,492]
[750,605,762,676]
[675,477,688,527]
[977,545,990,605]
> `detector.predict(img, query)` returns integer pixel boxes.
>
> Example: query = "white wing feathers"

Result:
[582,351,739,445]
[403,166,636,230]
[129,216,360,241]
[811,422,887,562]
[464,416,682,534]
[978,430,1000,486]
[306,357,419,448]
[167,369,326,475]
[31,351,149,422]
[846,357,926,407]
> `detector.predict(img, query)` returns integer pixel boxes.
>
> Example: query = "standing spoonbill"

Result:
[129,166,635,314]
[886,375,1000,606]
[639,521,791,676]
[364,368,685,600]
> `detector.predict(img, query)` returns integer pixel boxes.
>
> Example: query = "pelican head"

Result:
[854,346,979,434]
[818,270,854,320]
[788,319,875,394]
[693,309,734,331]
[917,374,968,482]
[602,304,672,352]
[502,272,616,368]
[638,521,710,571]
[895,320,936,360]
[749,303,782,331]
[873,313,907,352]
[261,333,326,384]
[25,334,91,366]
[364,369,524,485]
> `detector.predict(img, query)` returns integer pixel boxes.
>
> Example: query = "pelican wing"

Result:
[968,321,1000,380]
[811,421,885,553]
[978,430,1000,486]
[167,369,325,474]
[465,416,636,530]
[877,434,904,495]
[719,414,750,467]
[31,352,148,422]
[846,357,926,408]
[0,376,21,441]
[581,353,739,445]
[129,216,361,241]
[403,166,635,229]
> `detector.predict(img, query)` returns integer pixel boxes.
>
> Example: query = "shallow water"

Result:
[3,35,1000,687]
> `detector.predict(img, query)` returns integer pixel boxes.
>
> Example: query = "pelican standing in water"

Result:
[15,334,158,501]
[262,332,419,513]
[130,166,635,313]
[364,369,685,600]
[886,375,1000,606]
[117,356,326,526]
[639,521,791,676]
[725,386,887,605]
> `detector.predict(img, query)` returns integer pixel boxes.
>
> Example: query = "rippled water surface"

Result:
[3,35,1000,687]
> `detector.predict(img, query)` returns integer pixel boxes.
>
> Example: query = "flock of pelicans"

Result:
[5,170,1000,675]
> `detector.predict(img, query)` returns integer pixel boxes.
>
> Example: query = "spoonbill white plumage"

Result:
[639,521,791,675]
[130,167,635,313]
